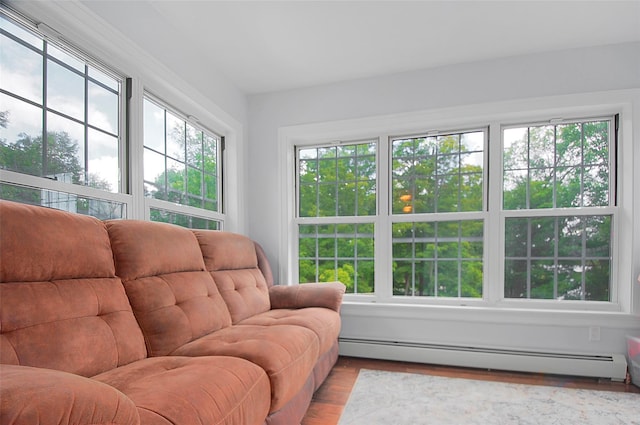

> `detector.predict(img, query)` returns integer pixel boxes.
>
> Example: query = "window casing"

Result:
[292,115,620,311]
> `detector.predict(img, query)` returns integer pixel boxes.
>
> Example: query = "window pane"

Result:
[46,112,84,183]
[143,99,165,153]
[503,120,610,210]
[392,130,484,214]
[187,166,202,197]
[1,33,43,104]
[88,80,118,133]
[0,93,43,176]
[87,128,118,192]
[47,59,84,121]
[203,134,218,174]
[186,125,202,168]
[530,259,555,299]
[166,157,185,200]
[204,173,217,204]
[337,182,355,216]
[89,67,118,91]
[143,97,221,213]
[298,223,374,294]
[357,181,376,215]
[0,182,125,219]
[392,220,483,298]
[48,44,84,72]
[166,112,185,161]
[461,131,484,152]
[150,208,219,230]
[143,150,164,186]
[297,141,376,217]
[556,123,582,167]
[1,15,41,49]
[583,121,609,164]
[504,215,611,301]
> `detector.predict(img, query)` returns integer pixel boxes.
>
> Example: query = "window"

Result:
[292,114,619,309]
[143,96,222,229]
[502,119,614,301]
[0,12,126,219]
[391,130,485,298]
[1,10,228,228]
[296,141,377,293]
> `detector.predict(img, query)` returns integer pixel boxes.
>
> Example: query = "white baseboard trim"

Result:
[339,338,628,381]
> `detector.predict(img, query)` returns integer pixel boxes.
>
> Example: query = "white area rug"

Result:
[338,369,640,425]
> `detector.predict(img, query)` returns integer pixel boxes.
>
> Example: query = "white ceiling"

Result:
[78,0,640,95]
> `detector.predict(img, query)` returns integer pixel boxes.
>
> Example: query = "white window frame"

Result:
[280,90,638,314]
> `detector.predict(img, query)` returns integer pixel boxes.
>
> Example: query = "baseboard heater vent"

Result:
[339,338,628,381]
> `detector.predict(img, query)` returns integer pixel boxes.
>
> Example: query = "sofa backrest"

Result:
[106,220,232,356]
[0,201,147,377]
[193,230,271,324]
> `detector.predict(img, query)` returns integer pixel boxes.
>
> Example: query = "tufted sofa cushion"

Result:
[106,220,233,356]
[0,201,147,376]
[93,356,271,425]
[1,364,141,425]
[193,230,271,323]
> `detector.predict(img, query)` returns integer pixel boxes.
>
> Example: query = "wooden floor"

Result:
[301,356,640,425]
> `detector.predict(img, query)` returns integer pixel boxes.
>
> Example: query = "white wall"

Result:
[248,43,640,360]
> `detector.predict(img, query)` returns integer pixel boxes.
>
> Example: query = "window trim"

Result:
[280,90,638,314]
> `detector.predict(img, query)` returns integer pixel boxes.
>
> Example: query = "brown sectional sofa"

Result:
[0,200,345,425]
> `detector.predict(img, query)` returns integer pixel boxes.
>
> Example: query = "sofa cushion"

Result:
[238,307,341,355]
[0,278,147,376]
[170,324,319,413]
[107,220,207,281]
[193,230,271,323]
[93,356,270,425]
[1,364,140,425]
[107,220,233,356]
[0,200,115,283]
[0,201,147,376]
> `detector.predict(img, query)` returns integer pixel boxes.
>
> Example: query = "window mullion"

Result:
[376,135,392,302]
[486,122,503,304]
[42,41,48,177]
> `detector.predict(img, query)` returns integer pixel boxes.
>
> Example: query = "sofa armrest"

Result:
[269,282,346,312]
[0,364,140,425]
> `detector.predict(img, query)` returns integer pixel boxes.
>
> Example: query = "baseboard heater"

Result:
[339,338,628,381]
